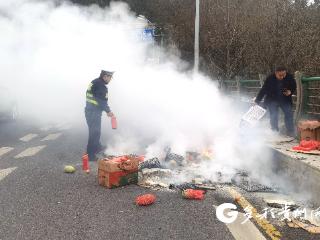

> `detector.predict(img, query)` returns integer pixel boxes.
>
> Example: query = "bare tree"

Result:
[70,0,320,77]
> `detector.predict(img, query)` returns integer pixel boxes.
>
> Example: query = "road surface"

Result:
[0,119,318,240]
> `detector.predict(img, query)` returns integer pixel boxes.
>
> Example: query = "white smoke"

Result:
[0,0,277,183]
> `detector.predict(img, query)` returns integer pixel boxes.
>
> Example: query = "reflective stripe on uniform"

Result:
[86,82,99,106]
[86,98,98,105]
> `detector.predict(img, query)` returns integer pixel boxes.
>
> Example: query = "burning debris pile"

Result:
[135,147,277,194]
[139,167,173,189]
[137,148,216,191]
[96,148,279,195]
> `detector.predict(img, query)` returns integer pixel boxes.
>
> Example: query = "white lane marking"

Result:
[0,167,17,181]
[0,147,14,158]
[41,133,62,141]
[226,212,267,240]
[19,133,38,142]
[14,145,46,159]
[213,205,266,240]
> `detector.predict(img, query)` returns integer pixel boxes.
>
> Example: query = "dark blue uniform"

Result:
[85,77,111,161]
[255,73,296,135]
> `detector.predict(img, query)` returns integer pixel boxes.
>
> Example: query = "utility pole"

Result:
[194,0,200,73]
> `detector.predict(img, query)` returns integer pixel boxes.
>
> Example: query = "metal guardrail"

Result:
[223,72,320,121]
[301,76,320,82]
[221,76,264,98]
[239,80,261,84]
[295,72,320,119]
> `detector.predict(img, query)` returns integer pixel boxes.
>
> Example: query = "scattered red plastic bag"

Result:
[292,140,320,151]
[135,194,156,206]
[182,189,206,200]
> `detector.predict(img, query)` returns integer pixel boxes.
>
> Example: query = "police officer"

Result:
[85,70,115,161]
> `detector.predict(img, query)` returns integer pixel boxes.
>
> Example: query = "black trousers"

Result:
[85,108,102,161]
[267,101,294,135]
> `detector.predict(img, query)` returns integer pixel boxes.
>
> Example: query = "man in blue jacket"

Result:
[255,67,297,136]
[85,70,115,161]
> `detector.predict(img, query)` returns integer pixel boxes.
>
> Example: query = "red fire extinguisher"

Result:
[111,116,117,129]
[82,154,90,173]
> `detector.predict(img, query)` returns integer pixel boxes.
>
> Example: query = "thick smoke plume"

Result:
[1,0,277,184]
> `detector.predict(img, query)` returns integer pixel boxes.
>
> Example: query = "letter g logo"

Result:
[216,203,238,224]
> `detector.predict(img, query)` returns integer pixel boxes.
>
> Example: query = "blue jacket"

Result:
[85,78,111,113]
[255,73,296,106]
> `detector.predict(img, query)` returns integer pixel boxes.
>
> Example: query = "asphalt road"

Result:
[0,119,319,240]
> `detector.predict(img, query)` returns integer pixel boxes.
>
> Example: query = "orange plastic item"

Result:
[292,140,320,151]
[135,194,156,206]
[300,140,319,149]
[82,154,90,173]
[111,116,117,129]
[182,189,205,200]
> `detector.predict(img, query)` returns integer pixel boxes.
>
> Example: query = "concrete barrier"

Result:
[271,148,320,207]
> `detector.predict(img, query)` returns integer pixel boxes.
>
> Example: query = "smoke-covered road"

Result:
[0,120,318,240]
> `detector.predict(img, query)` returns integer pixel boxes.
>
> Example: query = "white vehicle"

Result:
[0,87,18,121]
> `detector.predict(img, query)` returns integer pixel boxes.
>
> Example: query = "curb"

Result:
[271,147,320,207]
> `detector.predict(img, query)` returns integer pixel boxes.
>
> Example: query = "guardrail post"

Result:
[235,76,240,95]
[294,71,303,122]
[258,74,265,88]
[302,75,310,118]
